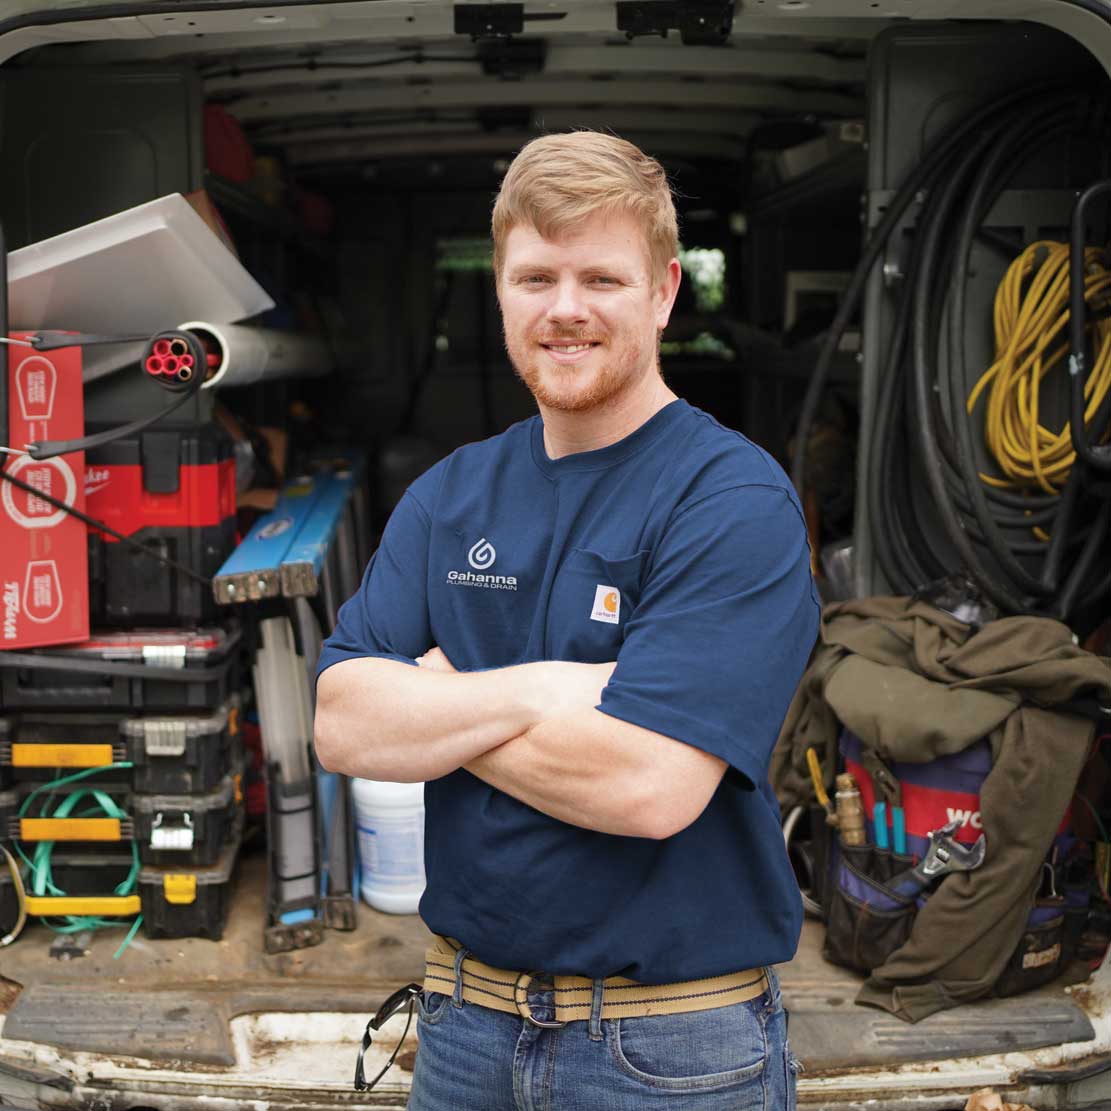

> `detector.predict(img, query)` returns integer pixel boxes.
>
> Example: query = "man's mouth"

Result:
[538,341,601,360]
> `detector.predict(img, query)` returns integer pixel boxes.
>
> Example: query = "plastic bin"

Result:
[139,833,240,940]
[1,696,241,793]
[13,760,242,867]
[130,766,243,867]
[0,625,241,711]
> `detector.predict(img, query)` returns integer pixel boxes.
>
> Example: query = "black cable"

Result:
[790,83,1074,497]
[947,102,1076,598]
[909,121,1032,614]
[1070,178,1111,472]
[0,466,213,588]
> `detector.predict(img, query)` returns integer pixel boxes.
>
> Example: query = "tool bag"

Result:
[822,730,1075,997]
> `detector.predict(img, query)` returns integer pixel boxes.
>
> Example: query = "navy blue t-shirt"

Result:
[318,399,819,983]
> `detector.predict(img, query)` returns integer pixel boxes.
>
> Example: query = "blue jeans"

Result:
[407,964,798,1110]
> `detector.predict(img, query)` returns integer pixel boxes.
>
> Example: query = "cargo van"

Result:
[0,2,1110,1108]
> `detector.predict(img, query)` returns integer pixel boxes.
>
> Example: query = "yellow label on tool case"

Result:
[20,817,122,841]
[25,895,140,916]
[164,874,198,905]
[12,743,114,768]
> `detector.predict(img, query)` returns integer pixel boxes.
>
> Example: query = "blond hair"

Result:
[491,131,679,283]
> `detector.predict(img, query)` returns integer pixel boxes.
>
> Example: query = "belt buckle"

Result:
[513,970,566,1029]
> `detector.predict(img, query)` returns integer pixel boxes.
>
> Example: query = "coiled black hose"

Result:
[794,84,1111,626]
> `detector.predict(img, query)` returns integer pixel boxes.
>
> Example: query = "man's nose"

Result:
[546,278,589,324]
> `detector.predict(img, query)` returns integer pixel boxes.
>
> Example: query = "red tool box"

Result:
[0,335,88,649]
[85,424,237,626]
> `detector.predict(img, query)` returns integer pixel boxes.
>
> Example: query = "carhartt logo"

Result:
[468,538,496,570]
[591,585,620,625]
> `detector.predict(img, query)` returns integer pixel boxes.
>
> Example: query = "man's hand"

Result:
[418,648,615,721]
[416,646,457,673]
[532,660,617,719]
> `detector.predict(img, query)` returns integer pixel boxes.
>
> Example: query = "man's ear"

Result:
[655,258,683,331]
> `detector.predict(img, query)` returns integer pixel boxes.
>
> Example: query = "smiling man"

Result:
[314,131,819,1110]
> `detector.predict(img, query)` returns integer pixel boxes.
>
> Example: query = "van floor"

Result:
[0,849,1097,1072]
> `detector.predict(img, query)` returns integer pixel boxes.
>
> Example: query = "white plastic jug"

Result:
[351,778,426,915]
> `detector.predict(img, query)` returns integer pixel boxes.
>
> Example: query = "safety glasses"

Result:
[353,982,423,1092]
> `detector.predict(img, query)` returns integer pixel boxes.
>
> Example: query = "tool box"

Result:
[17,847,141,922]
[13,762,243,868]
[0,696,242,794]
[139,833,240,940]
[0,625,242,711]
[129,766,243,867]
[0,786,15,841]
[85,424,237,628]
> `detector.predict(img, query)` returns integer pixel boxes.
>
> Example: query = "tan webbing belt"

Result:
[423,935,768,1026]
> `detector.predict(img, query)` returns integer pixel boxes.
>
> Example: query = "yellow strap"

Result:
[20,817,123,842]
[25,894,139,916]
[11,742,114,768]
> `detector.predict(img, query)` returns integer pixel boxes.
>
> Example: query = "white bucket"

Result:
[351,778,426,915]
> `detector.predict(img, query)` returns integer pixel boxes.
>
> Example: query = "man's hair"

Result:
[491,131,679,283]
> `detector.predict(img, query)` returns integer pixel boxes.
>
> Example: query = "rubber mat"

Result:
[3,986,235,1065]
[787,992,1095,1069]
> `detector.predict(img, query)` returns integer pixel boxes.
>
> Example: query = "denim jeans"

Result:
[407,962,798,1110]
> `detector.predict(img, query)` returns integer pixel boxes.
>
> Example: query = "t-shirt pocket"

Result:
[546,547,649,662]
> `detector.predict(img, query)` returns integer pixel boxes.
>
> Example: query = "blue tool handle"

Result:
[873,801,889,850]
[891,808,907,855]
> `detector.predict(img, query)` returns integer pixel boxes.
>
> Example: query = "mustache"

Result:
[534,332,604,344]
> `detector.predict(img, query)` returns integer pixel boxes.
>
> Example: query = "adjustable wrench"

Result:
[888,819,986,900]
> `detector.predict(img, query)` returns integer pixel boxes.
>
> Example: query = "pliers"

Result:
[860,749,906,854]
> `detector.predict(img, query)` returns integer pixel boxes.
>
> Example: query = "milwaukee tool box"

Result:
[0,696,242,794]
[0,335,88,649]
[85,424,237,627]
[0,625,242,711]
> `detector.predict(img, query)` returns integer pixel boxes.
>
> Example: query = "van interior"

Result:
[1,3,1111,1109]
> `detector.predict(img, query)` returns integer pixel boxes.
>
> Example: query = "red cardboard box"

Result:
[0,335,88,647]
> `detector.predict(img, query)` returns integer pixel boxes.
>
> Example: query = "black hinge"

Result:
[616,1,735,45]
[454,4,566,42]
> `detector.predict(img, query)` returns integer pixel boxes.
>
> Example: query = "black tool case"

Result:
[0,696,241,794]
[0,625,241,711]
[139,833,240,940]
[129,765,243,867]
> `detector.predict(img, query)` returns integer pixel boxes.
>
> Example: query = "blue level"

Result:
[280,471,355,597]
[213,475,324,604]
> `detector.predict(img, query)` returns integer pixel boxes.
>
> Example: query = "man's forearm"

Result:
[315,657,544,782]
[464,710,665,838]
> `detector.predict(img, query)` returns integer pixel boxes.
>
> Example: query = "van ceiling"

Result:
[5,1,1111,187]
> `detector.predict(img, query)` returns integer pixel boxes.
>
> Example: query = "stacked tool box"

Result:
[0,621,247,941]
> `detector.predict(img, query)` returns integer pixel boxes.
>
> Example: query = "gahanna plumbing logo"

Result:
[447,537,518,591]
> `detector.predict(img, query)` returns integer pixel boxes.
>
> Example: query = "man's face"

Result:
[497,210,679,413]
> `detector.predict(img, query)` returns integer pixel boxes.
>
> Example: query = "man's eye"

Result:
[591,276,618,285]
[522,275,550,285]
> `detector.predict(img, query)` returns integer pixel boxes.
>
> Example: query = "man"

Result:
[315,131,819,1109]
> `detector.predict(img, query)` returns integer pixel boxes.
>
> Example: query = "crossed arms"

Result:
[313,648,727,840]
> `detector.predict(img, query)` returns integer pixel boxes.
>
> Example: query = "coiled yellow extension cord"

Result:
[967,240,1111,496]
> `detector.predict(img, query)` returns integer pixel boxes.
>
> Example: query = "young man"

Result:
[315,131,819,1109]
